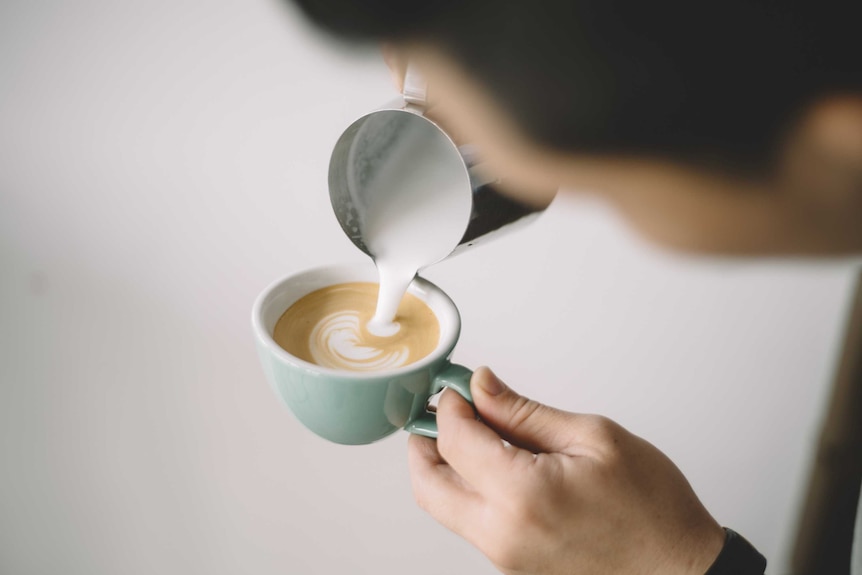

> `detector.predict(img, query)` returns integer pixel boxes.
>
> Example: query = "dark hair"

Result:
[291,0,861,175]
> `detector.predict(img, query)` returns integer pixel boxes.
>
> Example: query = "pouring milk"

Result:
[354,116,472,336]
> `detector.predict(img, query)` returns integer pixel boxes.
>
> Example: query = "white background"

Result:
[1,1,859,573]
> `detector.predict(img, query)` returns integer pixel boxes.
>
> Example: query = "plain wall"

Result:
[1,1,860,573]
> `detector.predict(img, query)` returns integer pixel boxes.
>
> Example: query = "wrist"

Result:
[704,528,767,575]
[656,520,726,575]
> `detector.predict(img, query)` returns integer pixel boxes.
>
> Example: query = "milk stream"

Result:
[354,121,471,337]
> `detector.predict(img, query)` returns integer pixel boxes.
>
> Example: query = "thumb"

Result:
[470,367,575,454]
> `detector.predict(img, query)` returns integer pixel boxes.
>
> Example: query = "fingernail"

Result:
[478,368,505,396]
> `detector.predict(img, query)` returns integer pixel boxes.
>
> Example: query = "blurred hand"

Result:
[382,43,437,111]
[408,367,726,575]
[381,44,408,92]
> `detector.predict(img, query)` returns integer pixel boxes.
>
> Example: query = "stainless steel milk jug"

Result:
[328,65,556,262]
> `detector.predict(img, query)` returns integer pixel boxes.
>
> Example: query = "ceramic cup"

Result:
[252,263,473,445]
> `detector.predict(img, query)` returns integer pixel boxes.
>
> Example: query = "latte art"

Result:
[310,310,410,370]
[273,282,439,372]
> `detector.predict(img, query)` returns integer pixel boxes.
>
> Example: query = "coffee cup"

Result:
[251,263,473,445]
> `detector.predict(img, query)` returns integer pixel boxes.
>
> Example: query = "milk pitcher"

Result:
[328,65,556,264]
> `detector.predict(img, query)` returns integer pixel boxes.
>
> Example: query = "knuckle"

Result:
[508,395,543,433]
[585,414,620,443]
[409,473,431,512]
[411,481,446,520]
[486,544,522,571]
[412,488,430,512]
[583,414,627,460]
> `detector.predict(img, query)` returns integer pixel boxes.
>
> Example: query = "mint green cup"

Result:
[252,263,474,445]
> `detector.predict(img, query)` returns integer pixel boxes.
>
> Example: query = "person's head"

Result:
[291,0,862,255]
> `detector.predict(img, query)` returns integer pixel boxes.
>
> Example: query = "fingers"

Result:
[470,367,583,455]
[381,44,436,110]
[381,43,407,92]
[434,387,538,496]
[407,433,483,535]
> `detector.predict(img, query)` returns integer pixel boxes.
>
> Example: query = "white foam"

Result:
[366,316,401,337]
[309,311,409,371]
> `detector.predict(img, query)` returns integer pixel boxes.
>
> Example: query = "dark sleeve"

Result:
[705,528,767,575]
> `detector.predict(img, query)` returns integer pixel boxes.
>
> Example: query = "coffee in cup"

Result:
[272,282,440,372]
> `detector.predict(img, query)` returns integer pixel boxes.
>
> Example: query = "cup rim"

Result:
[251,263,461,380]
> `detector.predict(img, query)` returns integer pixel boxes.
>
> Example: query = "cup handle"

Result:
[404,363,473,438]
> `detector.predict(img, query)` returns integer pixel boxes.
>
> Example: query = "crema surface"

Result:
[273,282,439,372]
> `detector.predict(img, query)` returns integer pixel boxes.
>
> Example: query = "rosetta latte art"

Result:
[273,282,439,372]
[310,310,411,371]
